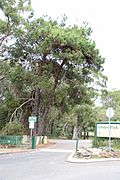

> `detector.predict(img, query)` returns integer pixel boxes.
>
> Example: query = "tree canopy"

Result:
[0,0,106,137]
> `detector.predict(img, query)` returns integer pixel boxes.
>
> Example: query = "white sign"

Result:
[28,116,37,122]
[106,107,114,118]
[97,123,120,138]
[29,121,35,129]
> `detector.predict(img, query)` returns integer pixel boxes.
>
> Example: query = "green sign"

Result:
[96,122,120,138]
[28,116,37,122]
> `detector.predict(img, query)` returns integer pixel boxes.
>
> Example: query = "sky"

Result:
[32,0,120,90]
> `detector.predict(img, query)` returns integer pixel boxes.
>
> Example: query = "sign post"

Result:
[106,107,114,151]
[28,116,37,149]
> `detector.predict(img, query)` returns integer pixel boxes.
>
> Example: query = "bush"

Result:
[1,121,24,136]
[93,137,120,150]
[112,139,120,149]
[93,137,108,147]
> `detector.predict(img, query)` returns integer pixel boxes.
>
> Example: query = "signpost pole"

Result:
[108,117,111,151]
[106,107,114,151]
[30,128,32,148]
[31,128,32,137]
[94,123,97,146]
[28,116,37,149]
[76,138,79,151]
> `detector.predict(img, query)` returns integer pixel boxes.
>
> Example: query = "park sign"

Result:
[29,121,35,129]
[28,116,37,123]
[28,116,37,129]
[96,122,120,138]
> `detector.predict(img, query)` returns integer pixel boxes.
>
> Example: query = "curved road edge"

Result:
[67,151,120,163]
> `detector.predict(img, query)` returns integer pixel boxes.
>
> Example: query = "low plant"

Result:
[1,121,24,136]
[93,137,108,147]
[93,137,120,150]
[112,139,120,150]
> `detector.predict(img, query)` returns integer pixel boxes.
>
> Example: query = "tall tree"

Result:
[0,1,106,135]
[7,17,106,135]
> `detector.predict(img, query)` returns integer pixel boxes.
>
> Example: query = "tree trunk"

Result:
[37,105,50,135]
[50,120,54,136]
[72,126,78,140]
[83,127,86,139]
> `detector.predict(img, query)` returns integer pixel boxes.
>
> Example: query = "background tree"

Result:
[100,90,120,121]
[0,0,32,55]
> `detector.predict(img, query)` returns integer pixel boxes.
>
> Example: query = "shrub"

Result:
[112,139,120,149]
[1,121,24,136]
[93,137,108,147]
[93,137,120,150]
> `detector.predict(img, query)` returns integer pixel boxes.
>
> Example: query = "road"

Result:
[45,139,92,150]
[0,140,120,180]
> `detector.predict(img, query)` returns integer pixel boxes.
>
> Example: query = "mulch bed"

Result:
[74,148,120,159]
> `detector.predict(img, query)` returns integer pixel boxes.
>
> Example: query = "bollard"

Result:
[44,136,47,144]
[32,136,36,149]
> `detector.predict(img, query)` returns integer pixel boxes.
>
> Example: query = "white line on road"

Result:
[40,148,74,153]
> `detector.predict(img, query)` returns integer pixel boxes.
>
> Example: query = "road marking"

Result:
[40,148,74,153]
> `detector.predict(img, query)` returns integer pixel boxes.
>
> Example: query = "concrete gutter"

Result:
[67,151,120,163]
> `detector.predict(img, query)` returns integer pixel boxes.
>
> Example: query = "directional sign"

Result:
[28,116,37,123]
[29,121,35,129]
[106,107,114,118]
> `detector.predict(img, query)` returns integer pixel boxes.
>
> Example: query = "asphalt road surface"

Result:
[0,140,120,180]
[46,139,92,150]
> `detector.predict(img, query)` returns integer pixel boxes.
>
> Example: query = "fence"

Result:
[0,136,23,146]
[0,135,47,148]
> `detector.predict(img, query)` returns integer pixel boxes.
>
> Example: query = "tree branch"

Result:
[53,58,67,90]
[9,98,34,123]
[0,76,5,81]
